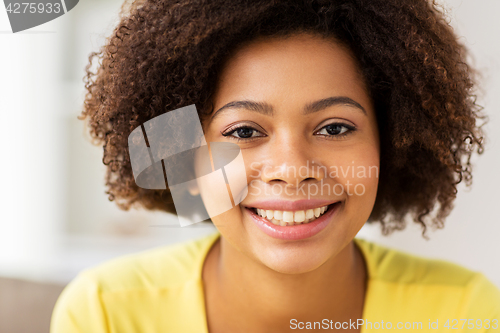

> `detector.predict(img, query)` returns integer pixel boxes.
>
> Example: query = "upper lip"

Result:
[245,199,341,211]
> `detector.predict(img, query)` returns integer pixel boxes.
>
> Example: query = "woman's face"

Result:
[199,33,380,274]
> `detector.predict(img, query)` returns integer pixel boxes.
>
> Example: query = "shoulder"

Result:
[75,231,220,292]
[354,237,477,285]
[50,232,220,333]
[355,238,500,320]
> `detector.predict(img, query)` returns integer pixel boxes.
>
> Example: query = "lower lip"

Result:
[246,202,341,241]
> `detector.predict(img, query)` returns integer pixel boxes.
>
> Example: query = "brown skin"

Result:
[196,33,379,333]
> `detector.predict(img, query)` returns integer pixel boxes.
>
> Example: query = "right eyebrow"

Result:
[210,100,274,120]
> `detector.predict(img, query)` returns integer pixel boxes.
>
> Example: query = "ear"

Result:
[187,181,200,196]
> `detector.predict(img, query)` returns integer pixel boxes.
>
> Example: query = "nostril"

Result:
[266,179,287,185]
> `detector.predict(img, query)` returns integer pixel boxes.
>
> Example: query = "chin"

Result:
[262,258,327,275]
[252,240,339,275]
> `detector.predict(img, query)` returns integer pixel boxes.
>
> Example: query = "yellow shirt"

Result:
[50,232,500,332]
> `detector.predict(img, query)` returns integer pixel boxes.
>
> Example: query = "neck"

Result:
[203,236,367,332]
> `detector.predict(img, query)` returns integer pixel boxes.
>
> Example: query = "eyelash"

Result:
[221,122,356,142]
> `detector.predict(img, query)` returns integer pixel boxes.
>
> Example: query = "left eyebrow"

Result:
[304,96,367,116]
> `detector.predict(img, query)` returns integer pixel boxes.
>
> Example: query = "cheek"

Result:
[190,146,236,219]
[348,150,379,196]
[337,145,380,221]
[193,140,251,219]
[196,174,235,218]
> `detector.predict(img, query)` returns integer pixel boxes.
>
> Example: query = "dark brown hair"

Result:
[81,0,486,235]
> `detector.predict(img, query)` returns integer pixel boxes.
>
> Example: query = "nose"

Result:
[260,136,326,187]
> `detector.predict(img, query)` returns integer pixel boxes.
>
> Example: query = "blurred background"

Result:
[0,0,499,332]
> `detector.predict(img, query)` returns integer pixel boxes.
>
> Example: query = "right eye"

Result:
[221,125,266,141]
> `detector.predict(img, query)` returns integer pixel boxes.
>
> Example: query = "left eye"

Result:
[316,123,354,136]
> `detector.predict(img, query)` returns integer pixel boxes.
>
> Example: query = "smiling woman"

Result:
[198,34,380,283]
[51,0,500,332]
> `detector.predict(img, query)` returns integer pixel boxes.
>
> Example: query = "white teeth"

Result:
[253,205,332,226]
[283,211,294,223]
[294,211,305,222]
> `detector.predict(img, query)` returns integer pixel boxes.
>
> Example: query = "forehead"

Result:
[213,33,370,111]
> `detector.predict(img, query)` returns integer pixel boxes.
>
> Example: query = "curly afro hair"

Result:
[81,0,486,236]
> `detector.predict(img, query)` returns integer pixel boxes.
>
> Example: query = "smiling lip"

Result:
[246,201,342,241]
